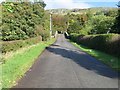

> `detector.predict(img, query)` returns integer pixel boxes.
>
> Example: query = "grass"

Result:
[1,38,56,88]
[70,40,120,72]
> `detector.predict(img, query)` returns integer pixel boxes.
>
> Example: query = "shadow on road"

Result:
[47,45,118,79]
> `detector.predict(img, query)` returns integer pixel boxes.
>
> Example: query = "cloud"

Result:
[43,0,92,9]
[0,0,5,3]
[73,0,119,2]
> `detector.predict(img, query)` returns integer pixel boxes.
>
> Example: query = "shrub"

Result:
[40,30,50,41]
[35,25,50,41]
[1,36,42,53]
[69,33,120,57]
[2,2,47,41]
[88,15,115,34]
[69,33,79,41]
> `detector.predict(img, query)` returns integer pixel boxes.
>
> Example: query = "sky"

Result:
[0,0,119,9]
[43,0,119,9]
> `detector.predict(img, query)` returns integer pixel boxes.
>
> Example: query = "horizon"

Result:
[43,0,119,10]
[45,7,118,10]
[0,0,119,10]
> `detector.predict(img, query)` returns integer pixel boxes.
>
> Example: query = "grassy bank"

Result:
[70,40,120,72]
[69,33,120,58]
[1,38,56,88]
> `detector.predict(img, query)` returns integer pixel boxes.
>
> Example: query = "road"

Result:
[14,34,119,88]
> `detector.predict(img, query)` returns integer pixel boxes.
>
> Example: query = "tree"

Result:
[89,15,115,34]
[52,14,68,33]
[67,14,86,34]
[2,1,49,41]
[111,8,120,34]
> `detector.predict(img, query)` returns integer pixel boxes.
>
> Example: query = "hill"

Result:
[46,7,118,15]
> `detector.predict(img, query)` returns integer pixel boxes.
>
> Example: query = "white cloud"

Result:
[0,0,5,3]
[76,0,119,2]
[43,0,92,9]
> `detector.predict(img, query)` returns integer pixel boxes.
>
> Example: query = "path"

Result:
[14,34,119,88]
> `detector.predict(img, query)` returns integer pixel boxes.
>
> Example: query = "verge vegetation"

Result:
[1,1,120,88]
[70,41,120,72]
[1,39,56,88]
[63,7,120,71]
[1,1,57,88]
[69,33,120,58]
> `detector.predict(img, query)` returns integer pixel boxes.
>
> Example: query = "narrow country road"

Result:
[14,34,119,88]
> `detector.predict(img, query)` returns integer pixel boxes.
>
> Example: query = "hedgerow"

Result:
[69,33,120,57]
[1,2,50,41]
[1,36,42,53]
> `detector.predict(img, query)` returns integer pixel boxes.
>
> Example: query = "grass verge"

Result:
[1,38,56,88]
[70,40,120,72]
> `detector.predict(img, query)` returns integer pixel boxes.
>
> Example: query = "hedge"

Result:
[1,36,42,53]
[2,2,47,41]
[69,33,120,57]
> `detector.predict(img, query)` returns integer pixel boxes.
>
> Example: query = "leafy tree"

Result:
[111,9,120,34]
[88,15,115,34]
[66,7,118,35]
[52,14,68,33]
[104,9,118,17]
[67,14,85,34]
[2,2,49,41]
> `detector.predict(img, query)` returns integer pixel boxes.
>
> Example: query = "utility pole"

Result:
[50,13,52,39]
[67,21,69,29]
[65,20,69,36]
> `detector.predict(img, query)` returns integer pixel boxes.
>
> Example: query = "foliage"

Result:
[104,9,118,17]
[2,38,56,88]
[67,14,86,34]
[89,15,115,34]
[35,25,50,41]
[66,8,118,35]
[1,2,50,41]
[52,14,68,33]
[1,36,42,53]
[69,33,120,58]
[71,41,120,72]
[86,9,94,21]
[112,9,120,34]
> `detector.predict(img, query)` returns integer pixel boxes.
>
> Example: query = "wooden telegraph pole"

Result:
[50,13,52,39]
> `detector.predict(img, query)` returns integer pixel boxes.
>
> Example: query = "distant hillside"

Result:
[87,7,118,13]
[46,7,118,15]
[46,8,87,13]
[46,9,69,13]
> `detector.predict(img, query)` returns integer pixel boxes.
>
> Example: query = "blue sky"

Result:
[86,2,118,7]
[0,0,119,9]
[43,0,119,9]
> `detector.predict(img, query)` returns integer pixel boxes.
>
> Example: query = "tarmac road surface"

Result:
[14,34,119,88]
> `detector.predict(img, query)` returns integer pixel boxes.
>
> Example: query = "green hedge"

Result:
[1,36,42,53]
[2,2,48,41]
[69,33,120,57]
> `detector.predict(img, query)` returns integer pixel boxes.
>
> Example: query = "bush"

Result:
[88,15,115,34]
[1,36,42,53]
[40,30,50,41]
[69,33,79,41]
[2,2,47,41]
[69,33,120,57]
[35,25,50,41]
